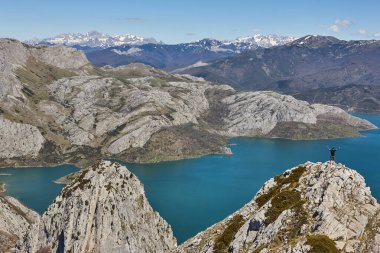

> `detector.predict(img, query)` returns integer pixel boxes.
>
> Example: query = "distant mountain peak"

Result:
[225,34,297,49]
[291,35,341,47]
[25,31,159,48]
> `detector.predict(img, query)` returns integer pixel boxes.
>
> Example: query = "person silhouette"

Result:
[329,147,337,161]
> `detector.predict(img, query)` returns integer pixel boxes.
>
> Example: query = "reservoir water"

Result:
[1,114,379,243]
[0,164,78,214]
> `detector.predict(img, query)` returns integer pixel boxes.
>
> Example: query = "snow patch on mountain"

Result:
[225,34,297,49]
[172,61,210,73]
[112,47,143,56]
[26,31,158,48]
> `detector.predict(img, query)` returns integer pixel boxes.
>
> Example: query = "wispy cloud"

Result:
[352,29,368,37]
[374,33,380,38]
[122,17,145,22]
[185,32,196,36]
[328,19,351,32]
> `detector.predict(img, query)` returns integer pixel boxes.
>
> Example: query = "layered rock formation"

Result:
[222,91,375,138]
[2,160,380,252]
[0,194,39,253]
[0,38,376,166]
[19,160,176,253]
[0,118,45,158]
[173,162,380,253]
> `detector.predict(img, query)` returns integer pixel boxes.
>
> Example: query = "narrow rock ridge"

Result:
[173,161,380,253]
[0,194,39,253]
[18,160,177,253]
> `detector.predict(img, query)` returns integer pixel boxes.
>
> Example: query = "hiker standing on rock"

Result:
[329,147,337,161]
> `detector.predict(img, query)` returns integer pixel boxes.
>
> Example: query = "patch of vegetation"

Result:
[255,184,282,208]
[254,165,308,244]
[306,235,340,253]
[255,166,306,208]
[358,210,380,252]
[267,119,360,140]
[252,244,267,253]
[61,169,90,199]
[264,188,304,225]
[105,182,112,192]
[213,215,244,253]
[202,88,234,129]
[117,124,228,163]
[15,56,75,104]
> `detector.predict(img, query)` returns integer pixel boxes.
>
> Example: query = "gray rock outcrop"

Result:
[19,160,177,253]
[0,117,45,158]
[0,194,39,253]
[222,91,376,137]
[173,162,380,253]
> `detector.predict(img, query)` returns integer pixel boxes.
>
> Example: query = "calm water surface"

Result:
[1,114,379,243]
[0,165,78,214]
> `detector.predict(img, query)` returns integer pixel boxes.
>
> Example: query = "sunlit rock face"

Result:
[19,160,177,253]
[173,161,380,253]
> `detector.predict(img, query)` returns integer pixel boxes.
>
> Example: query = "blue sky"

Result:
[1,0,379,43]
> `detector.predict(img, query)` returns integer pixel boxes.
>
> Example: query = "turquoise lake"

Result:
[1,114,380,243]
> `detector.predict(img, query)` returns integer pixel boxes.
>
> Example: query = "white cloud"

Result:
[374,33,380,37]
[328,19,351,32]
[329,24,340,32]
[358,29,368,36]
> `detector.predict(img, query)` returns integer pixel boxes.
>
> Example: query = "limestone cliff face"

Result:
[0,118,45,158]
[222,91,376,138]
[0,38,88,99]
[0,38,376,165]
[173,162,380,253]
[3,161,380,252]
[0,195,39,253]
[19,160,176,253]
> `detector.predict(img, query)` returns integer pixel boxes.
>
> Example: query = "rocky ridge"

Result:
[0,194,39,253]
[25,31,159,48]
[173,161,380,253]
[221,91,374,137]
[18,160,176,253]
[177,35,380,93]
[0,38,376,167]
[85,35,296,70]
[1,160,380,252]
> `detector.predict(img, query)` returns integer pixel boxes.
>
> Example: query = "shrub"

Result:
[213,215,244,253]
[264,188,304,225]
[306,235,340,253]
[256,165,306,208]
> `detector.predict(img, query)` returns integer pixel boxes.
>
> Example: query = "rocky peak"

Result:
[20,160,177,253]
[228,34,297,48]
[173,161,380,252]
[290,35,342,48]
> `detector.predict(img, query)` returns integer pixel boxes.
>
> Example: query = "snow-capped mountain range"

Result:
[26,31,159,48]
[227,34,297,49]
[25,31,296,49]
[24,31,297,70]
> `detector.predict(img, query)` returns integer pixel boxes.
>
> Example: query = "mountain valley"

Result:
[0,38,374,168]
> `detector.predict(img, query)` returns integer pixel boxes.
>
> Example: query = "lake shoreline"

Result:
[0,126,375,170]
